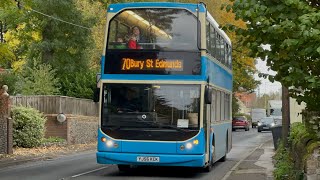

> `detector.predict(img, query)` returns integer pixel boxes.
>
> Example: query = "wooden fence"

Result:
[10,96,99,116]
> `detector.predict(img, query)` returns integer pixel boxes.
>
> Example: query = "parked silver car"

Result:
[257,117,276,132]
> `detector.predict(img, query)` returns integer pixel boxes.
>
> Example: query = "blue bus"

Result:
[96,2,232,172]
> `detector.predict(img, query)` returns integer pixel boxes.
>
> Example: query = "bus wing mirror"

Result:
[205,86,212,104]
[93,88,100,102]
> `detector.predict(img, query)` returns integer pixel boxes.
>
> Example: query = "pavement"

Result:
[225,139,275,180]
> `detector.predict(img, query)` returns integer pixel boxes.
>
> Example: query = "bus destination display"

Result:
[121,58,183,71]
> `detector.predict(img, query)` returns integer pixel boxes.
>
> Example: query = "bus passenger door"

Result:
[206,103,212,163]
[204,86,212,164]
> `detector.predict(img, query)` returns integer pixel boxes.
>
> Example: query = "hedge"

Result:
[11,106,47,148]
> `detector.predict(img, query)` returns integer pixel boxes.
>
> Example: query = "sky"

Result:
[254,58,282,96]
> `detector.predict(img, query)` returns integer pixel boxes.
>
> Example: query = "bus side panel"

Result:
[211,122,231,162]
[204,56,232,91]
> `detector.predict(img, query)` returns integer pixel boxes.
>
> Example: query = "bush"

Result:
[273,123,314,180]
[11,106,47,148]
[273,143,303,180]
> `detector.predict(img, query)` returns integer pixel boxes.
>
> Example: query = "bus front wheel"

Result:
[204,145,215,172]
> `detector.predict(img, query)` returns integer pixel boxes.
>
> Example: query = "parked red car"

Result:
[232,116,250,131]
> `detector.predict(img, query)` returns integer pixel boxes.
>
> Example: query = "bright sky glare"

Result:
[254,58,282,96]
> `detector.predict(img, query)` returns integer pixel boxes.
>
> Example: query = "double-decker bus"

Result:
[96,2,232,172]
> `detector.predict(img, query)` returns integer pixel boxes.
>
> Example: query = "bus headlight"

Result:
[271,123,275,127]
[106,140,114,147]
[186,143,193,149]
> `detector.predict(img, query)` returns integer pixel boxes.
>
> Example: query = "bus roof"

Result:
[107,2,206,13]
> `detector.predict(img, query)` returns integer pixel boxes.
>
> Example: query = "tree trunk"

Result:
[282,85,290,147]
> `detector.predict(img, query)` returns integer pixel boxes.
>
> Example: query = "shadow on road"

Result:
[103,166,206,178]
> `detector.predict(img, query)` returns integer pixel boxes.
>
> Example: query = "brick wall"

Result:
[45,114,98,144]
[45,115,68,139]
[0,86,12,154]
[305,147,320,180]
[67,116,98,144]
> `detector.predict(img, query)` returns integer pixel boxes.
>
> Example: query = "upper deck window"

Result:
[107,8,198,51]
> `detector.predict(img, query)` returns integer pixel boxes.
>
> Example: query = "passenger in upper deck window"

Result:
[114,37,127,49]
[127,26,146,49]
[131,26,146,43]
[128,35,141,49]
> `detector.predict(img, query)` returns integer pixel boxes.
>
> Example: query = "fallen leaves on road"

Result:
[0,142,96,161]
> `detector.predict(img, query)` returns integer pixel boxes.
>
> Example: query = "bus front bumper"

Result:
[96,152,205,167]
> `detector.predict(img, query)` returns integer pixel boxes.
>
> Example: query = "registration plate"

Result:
[263,127,269,129]
[137,156,160,162]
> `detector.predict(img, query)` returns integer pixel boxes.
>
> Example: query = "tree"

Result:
[227,0,320,111]
[0,71,18,95]
[1,0,97,99]
[17,60,60,95]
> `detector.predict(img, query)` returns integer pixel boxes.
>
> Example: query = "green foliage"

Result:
[11,106,47,148]
[41,136,66,146]
[273,142,303,180]
[60,70,96,99]
[0,44,15,68]
[232,94,240,115]
[1,0,94,98]
[17,60,60,95]
[228,0,320,111]
[273,122,319,179]
[289,122,314,146]
[0,71,18,95]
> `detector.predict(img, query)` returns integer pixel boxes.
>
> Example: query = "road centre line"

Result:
[220,142,265,180]
[71,166,110,178]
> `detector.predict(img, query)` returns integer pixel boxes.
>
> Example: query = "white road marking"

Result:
[71,166,110,178]
[220,143,264,180]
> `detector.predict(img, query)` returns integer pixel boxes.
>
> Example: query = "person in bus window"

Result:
[128,26,146,49]
[118,88,141,112]
[128,35,141,49]
[114,37,126,49]
[131,26,146,43]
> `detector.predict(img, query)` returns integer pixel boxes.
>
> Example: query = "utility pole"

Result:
[282,85,290,147]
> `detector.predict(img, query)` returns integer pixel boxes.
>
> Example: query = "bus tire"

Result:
[203,153,214,172]
[219,155,227,162]
[204,142,215,172]
[117,165,131,172]
[203,163,212,172]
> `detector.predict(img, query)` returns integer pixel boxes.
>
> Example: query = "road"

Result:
[0,129,274,180]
